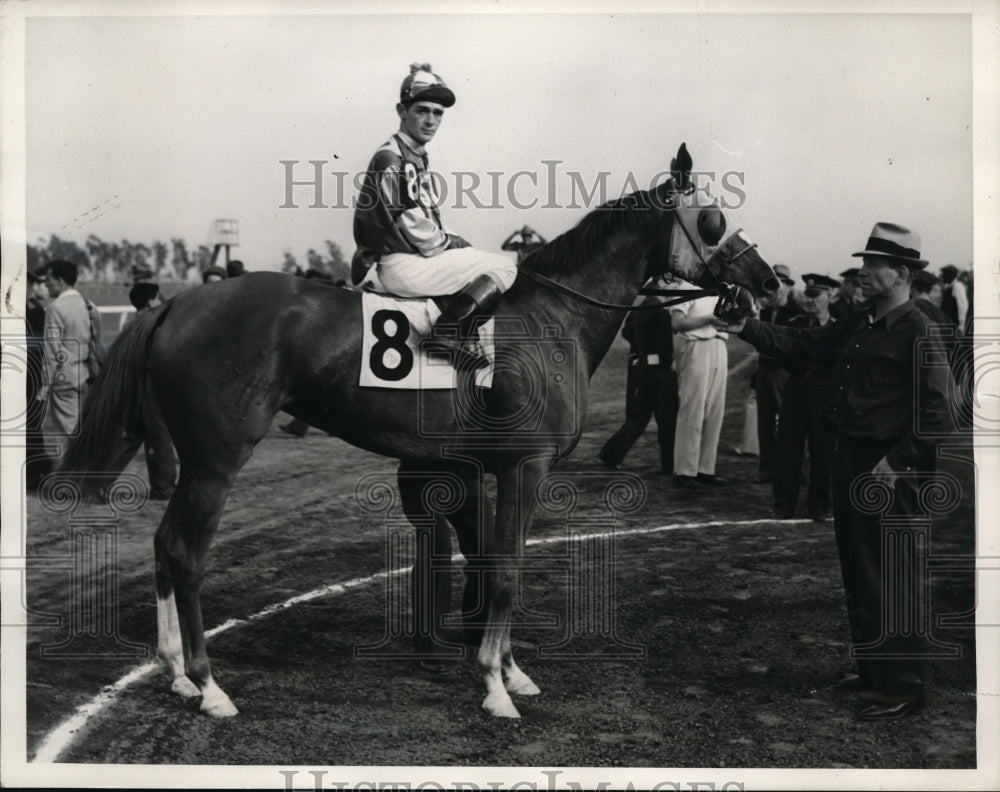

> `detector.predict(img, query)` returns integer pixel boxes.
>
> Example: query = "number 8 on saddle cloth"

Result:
[359,292,495,389]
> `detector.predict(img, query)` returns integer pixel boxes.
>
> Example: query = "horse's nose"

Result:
[761,276,781,296]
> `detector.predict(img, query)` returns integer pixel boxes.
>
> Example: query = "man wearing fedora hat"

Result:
[352,62,517,367]
[726,222,953,720]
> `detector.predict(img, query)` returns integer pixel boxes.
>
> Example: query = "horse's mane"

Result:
[515,185,671,283]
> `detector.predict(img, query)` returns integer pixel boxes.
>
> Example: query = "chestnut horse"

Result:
[60,145,778,718]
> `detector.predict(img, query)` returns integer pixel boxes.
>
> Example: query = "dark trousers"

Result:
[600,359,679,474]
[772,377,834,518]
[755,364,789,477]
[833,434,931,697]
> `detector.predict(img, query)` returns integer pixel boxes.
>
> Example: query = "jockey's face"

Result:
[398,100,445,145]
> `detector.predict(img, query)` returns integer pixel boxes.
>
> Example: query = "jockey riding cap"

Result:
[400,63,455,108]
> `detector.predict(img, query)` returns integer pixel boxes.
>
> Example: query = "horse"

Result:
[58,144,779,719]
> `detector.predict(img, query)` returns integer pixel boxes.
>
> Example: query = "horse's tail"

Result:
[58,302,172,500]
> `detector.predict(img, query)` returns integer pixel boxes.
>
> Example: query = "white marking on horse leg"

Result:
[199,675,238,718]
[503,654,541,696]
[156,593,199,698]
[478,630,520,718]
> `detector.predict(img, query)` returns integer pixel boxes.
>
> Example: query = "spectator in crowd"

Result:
[598,278,679,475]
[36,260,93,464]
[202,266,227,284]
[669,287,731,488]
[910,270,952,328]
[729,222,953,720]
[25,265,50,488]
[501,225,547,263]
[771,274,838,521]
[957,269,973,319]
[754,263,802,483]
[829,267,863,319]
[939,264,969,334]
[226,259,246,278]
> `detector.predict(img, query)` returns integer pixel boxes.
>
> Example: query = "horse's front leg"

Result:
[478,460,544,718]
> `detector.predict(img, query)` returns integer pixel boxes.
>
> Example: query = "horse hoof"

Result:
[482,694,521,719]
[171,676,201,699]
[201,692,239,718]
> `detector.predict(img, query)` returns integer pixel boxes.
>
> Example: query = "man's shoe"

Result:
[696,473,727,486]
[673,475,704,489]
[857,696,925,721]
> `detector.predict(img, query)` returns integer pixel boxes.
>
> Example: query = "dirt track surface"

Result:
[24,341,977,769]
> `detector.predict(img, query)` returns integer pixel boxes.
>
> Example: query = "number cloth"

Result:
[359,292,494,389]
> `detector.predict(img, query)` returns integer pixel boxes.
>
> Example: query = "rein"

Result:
[516,266,725,312]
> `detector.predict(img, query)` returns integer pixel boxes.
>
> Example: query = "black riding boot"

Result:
[425,275,504,369]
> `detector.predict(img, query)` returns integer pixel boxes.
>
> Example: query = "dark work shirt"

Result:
[739,299,953,471]
[757,302,802,369]
[622,301,673,362]
[784,313,833,380]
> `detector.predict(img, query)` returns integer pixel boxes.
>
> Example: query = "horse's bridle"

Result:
[516,194,759,313]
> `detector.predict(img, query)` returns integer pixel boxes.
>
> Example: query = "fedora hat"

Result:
[852,222,928,268]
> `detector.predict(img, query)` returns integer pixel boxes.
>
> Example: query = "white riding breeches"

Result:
[377,248,518,297]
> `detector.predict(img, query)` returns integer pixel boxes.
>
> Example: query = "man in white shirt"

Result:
[669,289,731,488]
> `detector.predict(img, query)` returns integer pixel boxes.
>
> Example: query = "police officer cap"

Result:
[400,63,456,108]
[803,274,839,296]
[839,267,860,280]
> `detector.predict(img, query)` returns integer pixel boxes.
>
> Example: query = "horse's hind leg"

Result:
[154,460,243,717]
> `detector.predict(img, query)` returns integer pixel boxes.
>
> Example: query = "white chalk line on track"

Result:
[30,516,810,763]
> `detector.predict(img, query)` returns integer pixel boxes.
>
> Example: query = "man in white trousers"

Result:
[670,290,731,488]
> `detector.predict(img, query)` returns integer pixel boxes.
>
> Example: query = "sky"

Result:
[12,3,982,285]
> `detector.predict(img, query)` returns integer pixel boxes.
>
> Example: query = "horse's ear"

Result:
[670,143,692,190]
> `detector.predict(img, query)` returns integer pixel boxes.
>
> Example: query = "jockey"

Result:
[353,62,517,364]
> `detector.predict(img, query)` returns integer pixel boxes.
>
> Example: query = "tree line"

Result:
[27,234,350,284]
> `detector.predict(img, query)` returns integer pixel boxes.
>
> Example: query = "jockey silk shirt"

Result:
[739,299,953,471]
[354,130,452,259]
